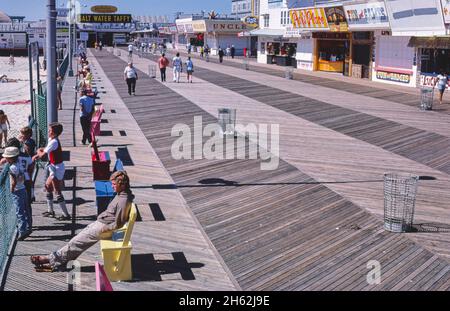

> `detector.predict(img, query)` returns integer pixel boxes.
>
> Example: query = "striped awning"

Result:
[408,37,450,49]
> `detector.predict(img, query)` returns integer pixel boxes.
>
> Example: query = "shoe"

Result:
[81,140,86,145]
[56,215,71,221]
[132,93,136,96]
[18,231,32,241]
[42,211,55,218]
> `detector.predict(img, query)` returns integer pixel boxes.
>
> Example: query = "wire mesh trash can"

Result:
[148,65,156,78]
[243,59,249,70]
[384,173,419,233]
[420,86,434,111]
[218,108,237,137]
[285,67,294,80]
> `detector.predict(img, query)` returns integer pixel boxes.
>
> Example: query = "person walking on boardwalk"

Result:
[33,122,71,221]
[158,53,170,82]
[200,46,204,58]
[124,62,138,96]
[218,47,225,63]
[30,171,134,272]
[79,89,95,145]
[186,57,194,83]
[436,70,449,104]
[128,43,134,58]
[231,45,236,59]
[172,53,183,83]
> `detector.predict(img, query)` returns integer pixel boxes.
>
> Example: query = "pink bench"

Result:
[91,105,104,137]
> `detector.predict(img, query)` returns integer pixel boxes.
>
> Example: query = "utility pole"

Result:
[47,0,57,123]
[68,0,73,76]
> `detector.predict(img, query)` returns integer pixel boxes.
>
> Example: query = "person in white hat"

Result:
[3,146,31,240]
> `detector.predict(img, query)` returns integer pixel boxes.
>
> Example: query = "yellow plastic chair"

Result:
[100,203,137,282]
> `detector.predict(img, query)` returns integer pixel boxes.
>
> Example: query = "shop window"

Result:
[420,49,450,74]
[264,15,269,28]
[377,36,413,70]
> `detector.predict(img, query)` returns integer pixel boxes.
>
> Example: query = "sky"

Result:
[1,0,230,21]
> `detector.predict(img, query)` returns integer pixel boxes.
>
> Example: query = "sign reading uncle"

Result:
[78,14,132,23]
[324,6,348,32]
[207,20,251,33]
[289,8,329,30]
[376,70,411,84]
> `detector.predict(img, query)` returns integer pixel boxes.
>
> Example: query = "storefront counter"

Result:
[266,54,276,64]
[275,55,292,66]
[318,60,344,72]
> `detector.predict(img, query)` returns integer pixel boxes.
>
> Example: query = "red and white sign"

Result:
[420,73,450,88]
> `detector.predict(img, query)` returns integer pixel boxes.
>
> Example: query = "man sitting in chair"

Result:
[31,171,135,272]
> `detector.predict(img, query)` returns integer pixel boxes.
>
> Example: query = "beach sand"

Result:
[0,56,47,138]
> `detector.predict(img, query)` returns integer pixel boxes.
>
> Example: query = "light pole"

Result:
[68,0,74,76]
[47,0,57,123]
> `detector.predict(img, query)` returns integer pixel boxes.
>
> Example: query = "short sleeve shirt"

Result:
[124,66,137,79]
[44,138,59,154]
[79,95,95,117]
[9,163,26,191]
[437,75,448,89]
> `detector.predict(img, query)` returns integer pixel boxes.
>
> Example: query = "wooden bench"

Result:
[95,262,114,291]
[95,159,124,215]
[100,203,137,282]
[90,104,104,137]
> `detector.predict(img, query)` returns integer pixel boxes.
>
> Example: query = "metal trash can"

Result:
[148,65,156,78]
[420,86,434,111]
[218,108,236,137]
[384,173,419,233]
[243,59,249,70]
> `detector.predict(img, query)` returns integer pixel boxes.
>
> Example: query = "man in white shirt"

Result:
[172,53,182,83]
[124,62,138,96]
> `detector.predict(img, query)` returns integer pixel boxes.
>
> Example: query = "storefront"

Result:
[254,28,298,66]
[411,38,450,88]
[379,0,447,87]
[205,20,254,56]
[344,0,390,79]
[314,31,349,74]
[372,31,416,87]
[175,19,253,55]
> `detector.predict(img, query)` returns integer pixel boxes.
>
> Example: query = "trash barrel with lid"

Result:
[384,173,419,233]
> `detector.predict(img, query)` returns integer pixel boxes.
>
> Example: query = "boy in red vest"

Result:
[33,122,70,220]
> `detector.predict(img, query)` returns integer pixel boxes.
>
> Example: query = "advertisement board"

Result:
[289,8,329,30]
[442,0,450,24]
[324,6,348,32]
[344,1,390,30]
[385,0,446,36]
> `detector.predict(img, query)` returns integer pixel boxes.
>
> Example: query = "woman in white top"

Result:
[436,70,449,104]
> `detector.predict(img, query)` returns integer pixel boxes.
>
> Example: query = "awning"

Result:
[408,37,450,49]
[246,28,285,37]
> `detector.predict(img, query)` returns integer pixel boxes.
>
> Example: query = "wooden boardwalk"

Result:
[3,56,238,291]
[91,50,450,291]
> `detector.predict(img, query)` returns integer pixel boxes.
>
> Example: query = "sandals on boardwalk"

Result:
[30,256,55,273]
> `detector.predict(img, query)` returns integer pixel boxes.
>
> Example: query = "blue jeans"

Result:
[12,188,30,236]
